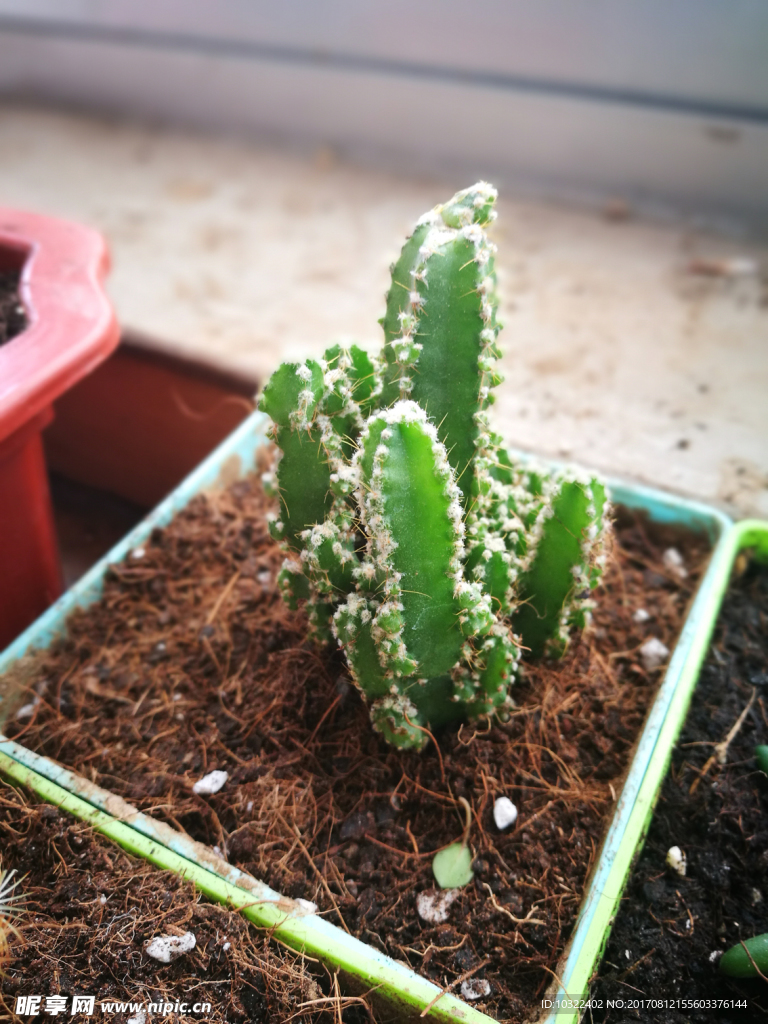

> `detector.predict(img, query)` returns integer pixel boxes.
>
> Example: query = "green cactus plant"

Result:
[258,182,610,750]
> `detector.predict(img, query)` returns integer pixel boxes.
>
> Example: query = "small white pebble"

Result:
[99,895,107,905]
[663,547,687,578]
[192,770,228,795]
[127,1011,146,1024]
[709,949,723,963]
[461,979,491,1001]
[222,941,231,951]
[246,800,254,813]
[257,570,272,585]
[493,797,518,831]
[145,931,196,963]
[751,888,763,905]
[633,608,651,624]
[131,546,146,559]
[666,846,686,876]
[213,845,223,857]
[640,637,670,671]
[15,699,39,720]
[625,949,631,960]
[416,889,460,924]
[295,898,318,913]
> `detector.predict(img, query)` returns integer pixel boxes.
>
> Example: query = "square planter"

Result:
[0,411,734,1023]
[0,208,119,647]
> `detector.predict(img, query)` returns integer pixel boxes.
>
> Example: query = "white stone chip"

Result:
[633,608,651,624]
[127,1011,146,1024]
[295,898,318,913]
[131,547,146,559]
[666,846,687,876]
[192,770,228,795]
[709,949,723,963]
[15,699,39,720]
[145,931,196,963]
[461,979,491,1001]
[640,637,670,671]
[493,797,518,831]
[415,888,461,924]
[663,547,687,578]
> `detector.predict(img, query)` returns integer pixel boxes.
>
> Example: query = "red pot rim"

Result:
[0,208,119,445]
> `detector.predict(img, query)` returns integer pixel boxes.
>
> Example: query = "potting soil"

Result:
[592,561,768,1023]
[0,269,26,346]
[0,779,372,1022]
[4,474,709,1021]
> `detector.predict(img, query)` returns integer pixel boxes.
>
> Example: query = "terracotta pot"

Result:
[0,209,118,647]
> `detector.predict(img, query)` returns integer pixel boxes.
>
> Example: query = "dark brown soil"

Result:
[0,780,373,1023]
[4,474,710,1022]
[592,560,768,1023]
[0,269,26,346]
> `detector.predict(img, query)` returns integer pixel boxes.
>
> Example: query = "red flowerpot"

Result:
[0,209,119,648]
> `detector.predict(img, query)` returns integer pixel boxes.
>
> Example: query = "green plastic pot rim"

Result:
[0,741,488,1023]
[549,518,768,1022]
[0,410,737,1022]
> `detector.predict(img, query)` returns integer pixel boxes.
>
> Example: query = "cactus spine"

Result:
[259,183,611,750]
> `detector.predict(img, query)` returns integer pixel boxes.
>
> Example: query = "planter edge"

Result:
[0,410,736,1022]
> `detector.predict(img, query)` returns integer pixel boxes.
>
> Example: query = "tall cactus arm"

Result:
[378,222,432,408]
[378,183,504,502]
[258,360,334,550]
[321,344,378,456]
[512,475,609,659]
[356,401,469,679]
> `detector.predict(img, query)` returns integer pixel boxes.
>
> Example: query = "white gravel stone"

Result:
[192,770,228,795]
[145,931,196,963]
[461,979,491,1001]
[663,547,687,578]
[127,1011,146,1024]
[640,637,670,671]
[15,699,39,720]
[666,846,687,877]
[493,797,518,831]
[295,898,318,913]
[415,888,461,924]
[633,608,650,623]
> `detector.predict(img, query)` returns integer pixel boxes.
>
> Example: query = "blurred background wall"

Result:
[0,1,766,524]
[1,0,767,233]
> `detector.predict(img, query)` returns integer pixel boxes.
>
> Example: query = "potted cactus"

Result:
[0,183,730,1023]
[259,183,608,750]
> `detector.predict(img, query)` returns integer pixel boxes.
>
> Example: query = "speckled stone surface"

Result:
[1,104,766,516]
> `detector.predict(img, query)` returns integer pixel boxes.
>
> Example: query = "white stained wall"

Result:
[0,1,766,232]
[1,106,766,518]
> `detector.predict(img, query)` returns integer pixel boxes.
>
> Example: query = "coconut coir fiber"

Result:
[5,474,708,1021]
[0,780,372,1022]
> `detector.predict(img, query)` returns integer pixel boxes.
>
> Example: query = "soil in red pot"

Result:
[4,474,710,1021]
[592,561,768,1024]
[0,269,26,345]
